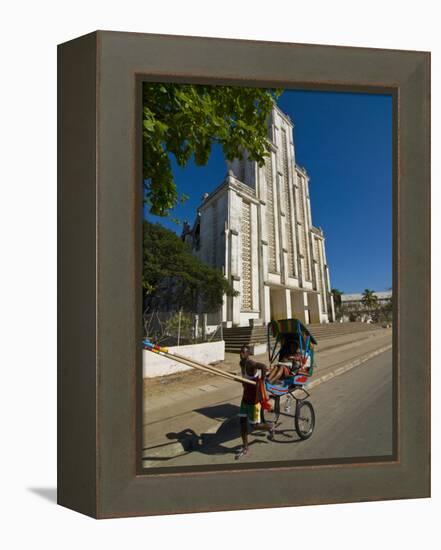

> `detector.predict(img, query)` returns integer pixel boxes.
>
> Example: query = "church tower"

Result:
[187,105,335,327]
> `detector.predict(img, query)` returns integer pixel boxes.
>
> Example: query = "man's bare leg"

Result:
[267,365,284,383]
[236,417,250,459]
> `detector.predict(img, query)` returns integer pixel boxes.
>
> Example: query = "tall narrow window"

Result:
[211,202,217,268]
[281,130,295,277]
[295,174,311,281]
[265,155,277,272]
[240,201,252,310]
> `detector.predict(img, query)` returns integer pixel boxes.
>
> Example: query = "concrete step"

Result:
[223,322,385,352]
[309,327,381,338]
[224,336,275,342]
[223,331,271,335]
[225,341,272,347]
[224,322,379,334]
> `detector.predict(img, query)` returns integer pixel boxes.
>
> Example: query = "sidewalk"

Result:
[143,328,392,463]
[144,327,389,402]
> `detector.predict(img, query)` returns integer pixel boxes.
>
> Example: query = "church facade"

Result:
[182,105,335,327]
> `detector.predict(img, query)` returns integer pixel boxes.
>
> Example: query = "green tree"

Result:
[385,295,393,314]
[164,311,193,341]
[143,221,237,312]
[143,83,282,216]
[361,289,378,312]
[331,288,343,317]
[377,295,393,324]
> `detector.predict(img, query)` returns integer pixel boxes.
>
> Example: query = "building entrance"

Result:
[269,287,288,321]
[290,290,308,324]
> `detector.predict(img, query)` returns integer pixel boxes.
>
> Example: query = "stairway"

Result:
[306,322,382,341]
[223,322,383,353]
[222,326,274,354]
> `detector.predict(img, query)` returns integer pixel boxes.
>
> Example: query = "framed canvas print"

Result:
[58,31,430,518]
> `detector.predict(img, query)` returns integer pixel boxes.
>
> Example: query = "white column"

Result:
[284,289,292,318]
[229,225,241,325]
[263,285,271,324]
[329,291,336,322]
[303,292,310,324]
[232,276,241,326]
[222,225,229,324]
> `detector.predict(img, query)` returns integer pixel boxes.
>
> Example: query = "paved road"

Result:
[143,331,392,449]
[147,349,393,467]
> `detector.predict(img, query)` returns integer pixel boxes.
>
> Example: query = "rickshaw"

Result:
[261,318,317,440]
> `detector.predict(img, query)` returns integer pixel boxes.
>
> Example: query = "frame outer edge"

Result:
[57,31,99,518]
[398,51,431,497]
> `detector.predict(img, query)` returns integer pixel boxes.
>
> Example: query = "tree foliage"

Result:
[143,83,282,216]
[143,221,237,313]
[371,296,393,325]
[361,289,378,311]
[331,288,342,308]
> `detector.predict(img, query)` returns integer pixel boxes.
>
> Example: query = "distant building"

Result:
[182,104,334,327]
[340,291,392,322]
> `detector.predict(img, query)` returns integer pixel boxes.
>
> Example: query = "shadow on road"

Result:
[141,405,270,462]
[143,403,305,463]
[162,403,248,458]
[193,402,239,420]
[166,416,272,458]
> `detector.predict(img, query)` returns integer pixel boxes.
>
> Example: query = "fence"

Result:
[143,310,223,347]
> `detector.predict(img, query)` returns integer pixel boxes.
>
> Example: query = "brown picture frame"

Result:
[58,30,430,518]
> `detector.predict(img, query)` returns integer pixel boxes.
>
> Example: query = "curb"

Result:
[307,343,392,390]
[142,435,198,462]
[142,344,392,464]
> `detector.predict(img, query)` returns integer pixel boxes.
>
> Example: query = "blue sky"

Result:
[145,89,392,294]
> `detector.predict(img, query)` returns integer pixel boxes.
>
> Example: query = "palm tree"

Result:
[361,289,378,312]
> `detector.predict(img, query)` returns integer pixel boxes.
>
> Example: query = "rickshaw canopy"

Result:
[268,318,318,367]
[270,318,318,345]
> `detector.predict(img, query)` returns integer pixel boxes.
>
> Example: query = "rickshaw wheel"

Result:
[295,400,315,440]
[262,396,280,424]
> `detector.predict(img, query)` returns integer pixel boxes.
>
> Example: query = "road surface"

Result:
[146,349,393,468]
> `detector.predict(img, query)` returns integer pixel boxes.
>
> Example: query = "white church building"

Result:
[182,104,335,327]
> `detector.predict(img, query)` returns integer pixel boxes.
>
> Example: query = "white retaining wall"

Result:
[143,340,225,378]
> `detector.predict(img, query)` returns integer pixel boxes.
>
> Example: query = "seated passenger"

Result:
[267,338,310,384]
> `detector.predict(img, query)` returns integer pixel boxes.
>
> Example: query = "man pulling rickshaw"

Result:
[234,318,317,459]
[235,345,275,459]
